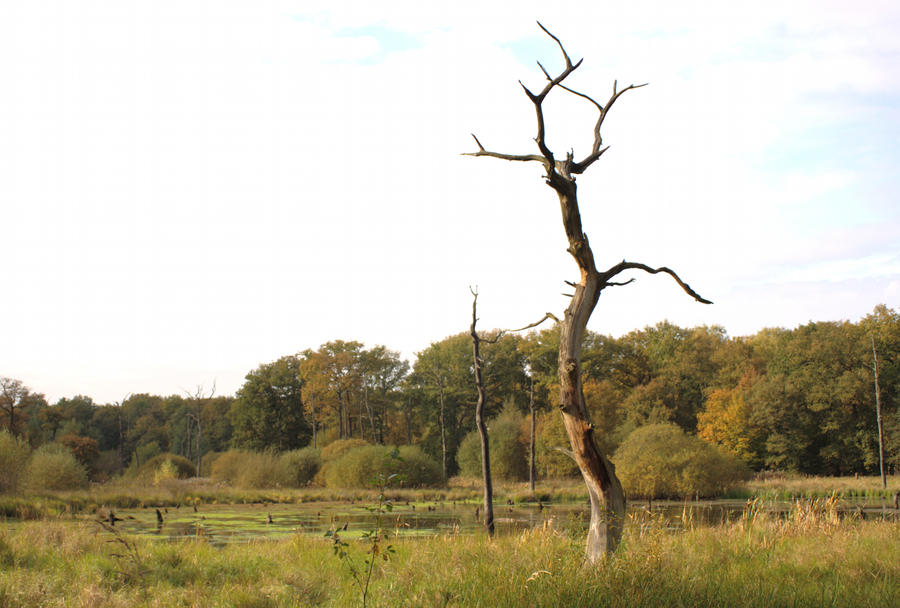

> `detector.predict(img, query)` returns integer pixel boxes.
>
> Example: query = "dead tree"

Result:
[528,373,536,494]
[466,23,711,561]
[469,288,495,536]
[185,382,215,477]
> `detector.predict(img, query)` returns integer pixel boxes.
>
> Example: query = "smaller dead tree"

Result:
[469,288,495,536]
[528,372,536,493]
[184,382,215,476]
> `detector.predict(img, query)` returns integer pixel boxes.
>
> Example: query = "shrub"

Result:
[456,407,528,481]
[0,430,31,493]
[395,446,442,487]
[321,438,370,462]
[24,444,88,492]
[324,445,442,489]
[277,447,321,487]
[138,453,197,481]
[209,450,244,485]
[210,450,282,488]
[613,423,750,499]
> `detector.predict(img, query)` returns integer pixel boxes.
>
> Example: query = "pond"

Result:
[92,497,897,546]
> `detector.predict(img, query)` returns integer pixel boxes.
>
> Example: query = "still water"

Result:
[103,498,895,546]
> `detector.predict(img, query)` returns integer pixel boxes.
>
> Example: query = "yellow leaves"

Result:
[697,383,758,464]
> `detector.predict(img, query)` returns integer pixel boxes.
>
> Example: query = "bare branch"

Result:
[553,446,577,463]
[524,23,584,165]
[463,134,548,164]
[598,261,712,304]
[506,312,560,333]
[536,61,552,81]
[537,22,574,69]
[478,312,561,345]
[606,278,635,287]
[558,83,604,111]
[571,82,648,175]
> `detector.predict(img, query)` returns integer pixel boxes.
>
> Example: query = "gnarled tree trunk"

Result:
[466,23,710,562]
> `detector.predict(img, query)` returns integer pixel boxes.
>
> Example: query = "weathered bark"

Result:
[555,185,627,556]
[466,23,710,562]
[529,375,536,493]
[470,290,495,536]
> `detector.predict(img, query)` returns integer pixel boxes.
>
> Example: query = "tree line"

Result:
[2,304,897,481]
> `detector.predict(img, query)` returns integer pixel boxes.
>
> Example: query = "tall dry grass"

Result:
[0,497,896,607]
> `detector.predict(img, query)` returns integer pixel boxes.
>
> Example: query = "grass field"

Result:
[1,495,897,607]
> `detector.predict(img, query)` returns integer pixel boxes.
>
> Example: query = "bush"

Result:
[0,430,31,493]
[613,423,750,499]
[209,450,244,485]
[276,447,321,487]
[321,438,370,463]
[24,444,88,492]
[138,453,197,481]
[395,446,443,487]
[323,445,442,489]
[457,407,528,481]
[210,450,282,488]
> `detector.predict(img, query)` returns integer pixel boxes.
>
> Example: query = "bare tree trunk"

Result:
[466,23,710,561]
[529,374,536,494]
[470,289,495,536]
[873,337,886,489]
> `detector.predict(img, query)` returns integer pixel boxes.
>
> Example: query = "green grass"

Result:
[734,474,900,501]
[0,499,897,607]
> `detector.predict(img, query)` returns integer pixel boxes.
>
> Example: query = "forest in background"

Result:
[2,304,897,486]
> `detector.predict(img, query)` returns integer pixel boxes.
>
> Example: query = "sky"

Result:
[2,0,898,404]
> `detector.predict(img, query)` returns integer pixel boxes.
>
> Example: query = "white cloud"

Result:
[1,0,899,402]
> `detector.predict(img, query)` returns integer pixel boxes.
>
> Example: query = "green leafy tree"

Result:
[230,355,311,451]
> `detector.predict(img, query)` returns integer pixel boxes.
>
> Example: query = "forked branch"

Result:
[598,261,713,304]
[465,22,646,184]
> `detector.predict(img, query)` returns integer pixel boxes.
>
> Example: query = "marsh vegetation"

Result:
[1,490,897,607]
